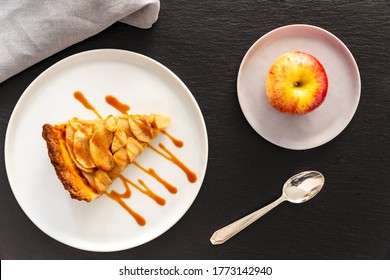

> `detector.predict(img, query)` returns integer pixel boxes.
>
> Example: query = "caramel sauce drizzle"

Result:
[105,175,165,226]
[133,161,178,194]
[135,179,166,206]
[73,92,196,225]
[148,143,197,183]
[105,95,130,114]
[105,176,145,226]
[73,91,103,119]
[162,131,184,148]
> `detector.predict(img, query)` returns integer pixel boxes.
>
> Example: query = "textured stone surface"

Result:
[0,0,389,259]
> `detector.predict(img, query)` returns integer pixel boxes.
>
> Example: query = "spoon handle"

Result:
[210,196,285,245]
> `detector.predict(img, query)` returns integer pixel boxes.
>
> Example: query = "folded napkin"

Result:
[0,0,160,83]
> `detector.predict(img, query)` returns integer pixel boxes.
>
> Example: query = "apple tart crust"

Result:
[42,114,170,202]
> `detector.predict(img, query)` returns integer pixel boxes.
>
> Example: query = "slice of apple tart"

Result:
[42,114,170,202]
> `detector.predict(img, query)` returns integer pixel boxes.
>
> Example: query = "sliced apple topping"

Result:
[82,170,96,188]
[61,114,169,196]
[111,128,128,153]
[108,148,128,178]
[95,169,112,193]
[73,130,96,169]
[89,127,114,171]
[104,115,117,132]
[152,115,170,130]
[69,118,83,131]
[116,115,132,136]
[126,137,146,163]
[129,116,152,142]
[65,124,93,173]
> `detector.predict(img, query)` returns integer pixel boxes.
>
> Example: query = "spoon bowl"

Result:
[282,171,325,203]
[210,171,325,245]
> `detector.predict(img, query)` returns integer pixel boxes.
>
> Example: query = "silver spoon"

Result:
[210,171,325,245]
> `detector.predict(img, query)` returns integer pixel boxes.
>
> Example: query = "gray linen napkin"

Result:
[0,0,160,83]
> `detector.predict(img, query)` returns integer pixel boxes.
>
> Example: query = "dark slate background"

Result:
[1,1,389,259]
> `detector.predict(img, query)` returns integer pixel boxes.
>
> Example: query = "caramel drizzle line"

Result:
[73,91,103,119]
[148,143,197,183]
[105,176,146,226]
[105,175,166,226]
[133,161,178,194]
[136,179,166,206]
[132,178,165,206]
[162,131,184,148]
[117,175,166,206]
[105,95,130,114]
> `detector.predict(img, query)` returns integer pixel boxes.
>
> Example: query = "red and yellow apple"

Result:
[265,51,328,114]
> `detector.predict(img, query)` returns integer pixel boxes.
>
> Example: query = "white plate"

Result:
[237,24,361,150]
[5,49,208,252]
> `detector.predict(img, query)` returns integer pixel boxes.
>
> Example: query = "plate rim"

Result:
[237,24,361,150]
[4,48,209,252]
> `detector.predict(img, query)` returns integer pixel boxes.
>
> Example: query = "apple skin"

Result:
[266,51,328,115]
